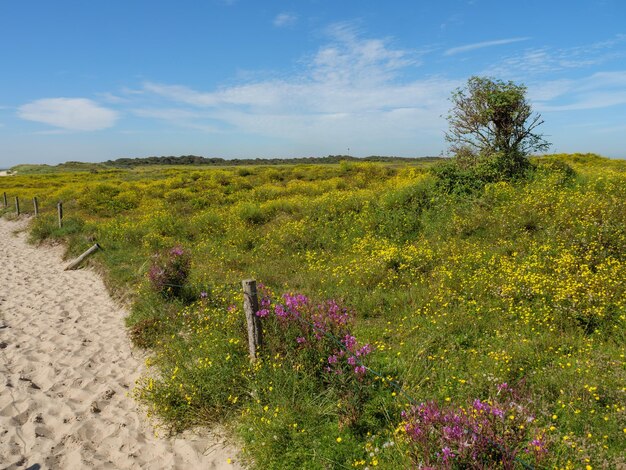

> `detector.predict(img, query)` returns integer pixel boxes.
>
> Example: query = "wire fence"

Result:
[1,192,65,227]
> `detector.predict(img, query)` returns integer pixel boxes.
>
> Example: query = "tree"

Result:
[445,76,550,159]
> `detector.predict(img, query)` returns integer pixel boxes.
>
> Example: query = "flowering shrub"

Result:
[258,287,373,377]
[147,245,191,298]
[257,286,376,428]
[401,384,547,469]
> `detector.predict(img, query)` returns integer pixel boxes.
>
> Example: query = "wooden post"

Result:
[2,192,6,208]
[64,244,101,270]
[33,197,39,217]
[57,201,63,228]
[242,279,263,362]
[15,196,20,215]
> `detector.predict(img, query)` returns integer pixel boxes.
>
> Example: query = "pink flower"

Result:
[342,334,357,351]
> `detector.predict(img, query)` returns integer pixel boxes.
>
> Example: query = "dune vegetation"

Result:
[1,153,624,469]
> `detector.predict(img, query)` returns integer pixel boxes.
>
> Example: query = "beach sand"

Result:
[0,218,243,469]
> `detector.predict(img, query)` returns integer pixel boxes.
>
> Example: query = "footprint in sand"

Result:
[0,219,242,469]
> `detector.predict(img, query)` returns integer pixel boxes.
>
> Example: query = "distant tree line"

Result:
[104,155,442,167]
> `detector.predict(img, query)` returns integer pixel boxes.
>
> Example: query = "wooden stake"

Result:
[33,197,39,217]
[15,196,19,215]
[242,279,263,362]
[2,192,6,208]
[57,202,63,228]
[64,244,101,270]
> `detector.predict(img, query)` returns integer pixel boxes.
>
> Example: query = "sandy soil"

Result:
[0,172,8,177]
[0,218,243,469]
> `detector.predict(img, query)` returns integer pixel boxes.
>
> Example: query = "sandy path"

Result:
[0,219,243,469]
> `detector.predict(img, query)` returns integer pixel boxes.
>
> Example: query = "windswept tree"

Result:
[445,76,550,160]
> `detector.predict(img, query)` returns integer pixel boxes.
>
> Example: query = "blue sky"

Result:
[1,0,625,167]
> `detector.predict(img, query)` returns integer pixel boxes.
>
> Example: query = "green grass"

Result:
[1,154,624,468]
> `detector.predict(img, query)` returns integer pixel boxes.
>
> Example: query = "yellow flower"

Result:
[336,437,342,443]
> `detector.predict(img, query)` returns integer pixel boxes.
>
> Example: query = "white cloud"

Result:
[97,92,129,104]
[485,35,626,77]
[444,37,530,56]
[138,25,456,145]
[273,12,297,28]
[18,98,118,131]
[532,71,626,112]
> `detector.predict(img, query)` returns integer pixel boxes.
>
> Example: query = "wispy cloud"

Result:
[533,71,626,112]
[136,24,456,146]
[273,12,298,28]
[486,34,626,77]
[18,98,118,131]
[444,37,530,56]
[97,92,129,104]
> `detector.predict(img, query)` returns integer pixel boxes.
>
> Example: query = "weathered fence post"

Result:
[64,243,101,270]
[2,192,7,208]
[33,197,39,217]
[15,196,20,215]
[57,201,63,228]
[242,279,263,362]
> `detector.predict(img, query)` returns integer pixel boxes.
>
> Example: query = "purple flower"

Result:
[170,246,185,256]
[200,291,208,299]
[296,336,306,344]
[356,344,372,357]
[354,365,366,375]
[472,398,487,412]
[256,309,269,318]
[342,334,357,351]
[441,446,455,463]
[275,304,287,318]
[328,355,338,364]
[347,356,357,366]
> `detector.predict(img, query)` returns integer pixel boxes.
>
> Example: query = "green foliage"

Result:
[432,150,535,195]
[2,155,625,469]
[446,76,550,156]
[28,214,85,244]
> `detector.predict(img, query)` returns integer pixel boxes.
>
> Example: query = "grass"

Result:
[1,154,624,468]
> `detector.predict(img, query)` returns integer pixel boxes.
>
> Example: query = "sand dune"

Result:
[0,219,242,469]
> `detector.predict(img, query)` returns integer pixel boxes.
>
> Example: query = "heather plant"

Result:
[256,286,377,428]
[401,384,548,469]
[147,245,191,298]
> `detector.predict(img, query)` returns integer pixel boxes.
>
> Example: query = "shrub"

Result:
[432,151,533,195]
[238,202,269,225]
[401,383,548,469]
[147,245,191,298]
[257,287,376,429]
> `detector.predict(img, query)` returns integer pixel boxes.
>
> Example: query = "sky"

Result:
[1,0,625,167]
